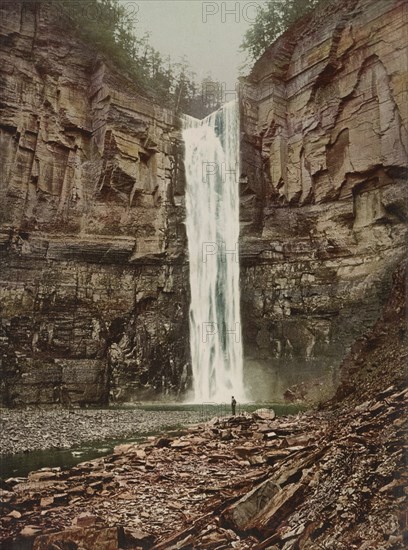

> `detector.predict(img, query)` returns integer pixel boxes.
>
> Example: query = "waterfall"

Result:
[182,100,245,403]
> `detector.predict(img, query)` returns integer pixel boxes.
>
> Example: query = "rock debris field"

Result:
[0,409,204,455]
[0,385,406,549]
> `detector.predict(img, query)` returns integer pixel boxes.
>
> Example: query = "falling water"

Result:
[182,100,245,403]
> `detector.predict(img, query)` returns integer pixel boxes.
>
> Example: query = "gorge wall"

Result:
[0,1,189,406]
[240,0,407,400]
[0,0,406,406]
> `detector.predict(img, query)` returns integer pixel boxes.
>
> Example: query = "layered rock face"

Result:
[1,0,406,407]
[0,1,189,405]
[240,0,407,400]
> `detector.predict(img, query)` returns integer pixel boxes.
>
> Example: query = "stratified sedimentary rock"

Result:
[0,0,406,406]
[0,1,189,405]
[240,0,407,399]
[1,259,406,548]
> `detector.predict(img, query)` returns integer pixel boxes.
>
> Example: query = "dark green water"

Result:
[0,403,305,480]
[1,440,129,480]
[0,428,184,481]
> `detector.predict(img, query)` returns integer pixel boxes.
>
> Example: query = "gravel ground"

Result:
[0,408,204,455]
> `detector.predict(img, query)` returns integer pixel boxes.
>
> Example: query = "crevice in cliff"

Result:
[307,0,360,107]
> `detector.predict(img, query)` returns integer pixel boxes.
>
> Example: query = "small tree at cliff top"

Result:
[50,0,210,115]
[241,0,327,62]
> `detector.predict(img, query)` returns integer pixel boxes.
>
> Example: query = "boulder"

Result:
[252,409,276,421]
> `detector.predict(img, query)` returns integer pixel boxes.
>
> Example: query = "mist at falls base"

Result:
[183,100,246,404]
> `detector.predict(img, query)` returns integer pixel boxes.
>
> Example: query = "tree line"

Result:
[241,0,329,61]
[41,0,327,116]
[45,0,218,117]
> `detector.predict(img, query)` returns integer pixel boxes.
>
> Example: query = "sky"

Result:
[118,0,265,91]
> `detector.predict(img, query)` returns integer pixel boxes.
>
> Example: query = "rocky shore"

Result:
[0,387,406,549]
[0,409,204,456]
[1,263,406,549]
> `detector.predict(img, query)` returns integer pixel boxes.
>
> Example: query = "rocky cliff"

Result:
[0,0,406,407]
[240,0,407,400]
[0,1,189,405]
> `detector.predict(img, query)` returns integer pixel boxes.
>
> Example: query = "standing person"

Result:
[231,396,237,415]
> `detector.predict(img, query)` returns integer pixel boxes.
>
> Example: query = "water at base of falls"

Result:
[183,100,246,403]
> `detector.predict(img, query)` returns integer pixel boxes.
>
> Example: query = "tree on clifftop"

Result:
[49,0,207,115]
[241,0,327,61]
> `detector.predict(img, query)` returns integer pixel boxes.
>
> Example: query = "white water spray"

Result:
[183,100,245,403]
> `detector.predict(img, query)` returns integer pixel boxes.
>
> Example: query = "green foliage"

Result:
[241,0,327,62]
[49,0,205,115]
